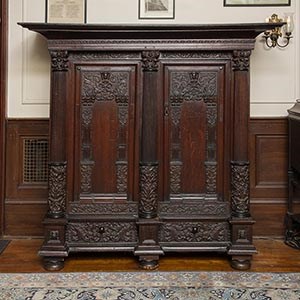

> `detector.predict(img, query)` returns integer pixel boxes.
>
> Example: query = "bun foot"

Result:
[43,257,65,271]
[139,258,159,270]
[231,258,251,270]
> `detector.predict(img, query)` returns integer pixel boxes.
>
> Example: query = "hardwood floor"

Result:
[0,238,300,273]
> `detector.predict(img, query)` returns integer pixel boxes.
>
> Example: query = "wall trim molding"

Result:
[0,0,8,237]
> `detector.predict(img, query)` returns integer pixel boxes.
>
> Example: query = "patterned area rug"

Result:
[0,271,300,299]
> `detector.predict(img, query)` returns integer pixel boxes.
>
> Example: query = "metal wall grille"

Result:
[23,139,49,183]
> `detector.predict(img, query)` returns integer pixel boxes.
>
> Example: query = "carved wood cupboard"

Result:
[19,22,279,271]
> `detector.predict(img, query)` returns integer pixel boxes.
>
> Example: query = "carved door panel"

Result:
[73,65,140,203]
[157,63,230,246]
[161,64,226,202]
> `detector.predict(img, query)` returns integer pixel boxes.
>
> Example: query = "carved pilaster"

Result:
[231,161,250,217]
[48,162,67,218]
[232,50,251,71]
[139,163,158,218]
[50,50,69,72]
[141,50,160,72]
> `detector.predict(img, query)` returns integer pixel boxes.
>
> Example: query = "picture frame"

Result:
[224,0,290,6]
[46,0,87,23]
[139,0,175,19]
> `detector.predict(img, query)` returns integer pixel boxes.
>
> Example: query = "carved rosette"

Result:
[80,161,94,193]
[139,163,158,218]
[141,50,160,72]
[205,161,217,194]
[50,50,69,72]
[231,161,250,217]
[48,162,67,218]
[232,50,251,71]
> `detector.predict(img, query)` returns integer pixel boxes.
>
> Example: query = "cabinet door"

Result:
[73,64,140,202]
[161,64,227,202]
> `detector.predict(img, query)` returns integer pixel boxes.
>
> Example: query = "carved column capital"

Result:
[231,161,250,217]
[48,162,67,218]
[50,50,69,71]
[141,50,160,72]
[232,50,251,71]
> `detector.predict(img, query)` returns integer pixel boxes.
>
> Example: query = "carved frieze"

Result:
[161,51,232,59]
[231,161,250,217]
[50,50,69,71]
[69,203,138,214]
[141,50,160,72]
[139,164,158,218]
[66,222,138,243]
[232,50,251,71]
[48,162,67,218]
[70,52,139,60]
[159,222,230,242]
[159,201,229,216]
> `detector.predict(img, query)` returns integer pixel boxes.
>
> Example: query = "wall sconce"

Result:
[263,13,294,48]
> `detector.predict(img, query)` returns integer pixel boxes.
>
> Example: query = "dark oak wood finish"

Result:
[19,22,282,271]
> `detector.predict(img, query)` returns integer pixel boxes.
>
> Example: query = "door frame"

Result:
[0,0,7,237]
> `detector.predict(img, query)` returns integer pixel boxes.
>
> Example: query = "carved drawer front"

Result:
[66,221,138,244]
[158,221,230,243]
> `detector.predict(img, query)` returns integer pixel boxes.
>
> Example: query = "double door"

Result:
[64,51,230,265]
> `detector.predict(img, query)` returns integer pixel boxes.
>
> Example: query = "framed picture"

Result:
[224,0,290,6]
[46,0,87,23]
[139,0,175,19]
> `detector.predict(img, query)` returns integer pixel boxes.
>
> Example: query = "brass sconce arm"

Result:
[263,13,294,48]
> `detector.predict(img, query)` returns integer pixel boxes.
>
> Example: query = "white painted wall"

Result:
[7,0,300,118]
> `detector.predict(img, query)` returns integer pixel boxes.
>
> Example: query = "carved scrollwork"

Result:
[205,161,217,194]
[48,162,67,218]
[50,50,69,71]
[139,163,158,218]
[206,104,217,127]
[159,222,230,242]
[141,50,160,72]
[159,201,229,216]
[80,161,94,193]
[231,161,250,217]
[66,222,138,243]
[232,50,251,71]
[170,162,182,194]
[170,72,217,103]
[70,203,138,214]
[116,162,128,193]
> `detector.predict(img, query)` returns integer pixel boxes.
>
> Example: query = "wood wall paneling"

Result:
[4,118,289,238]
[249,118,288,237]
[5,120,48,237]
